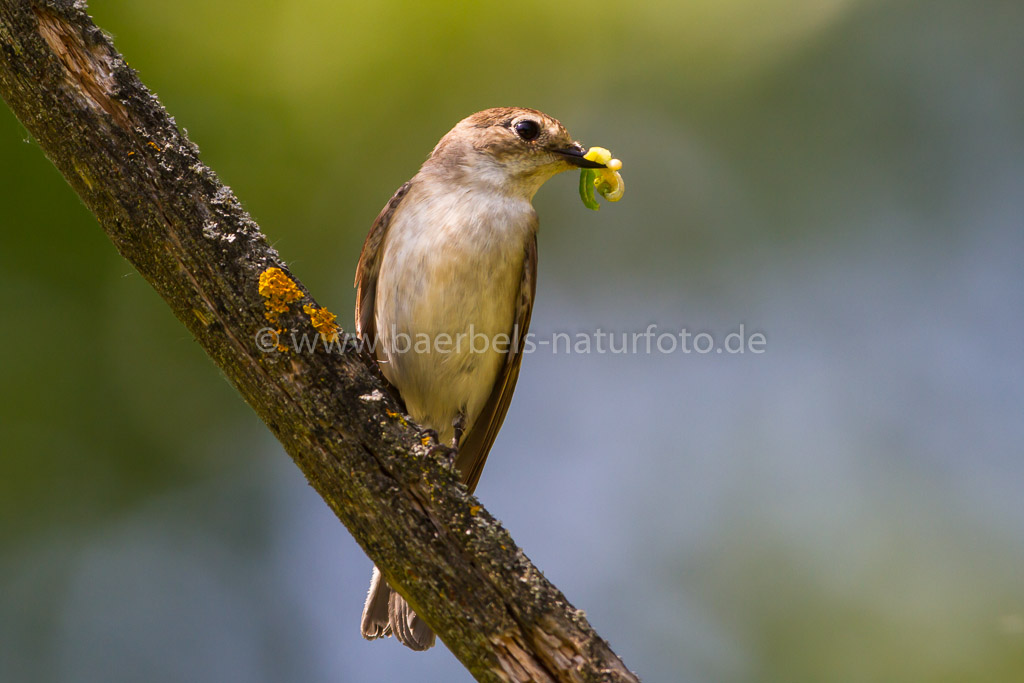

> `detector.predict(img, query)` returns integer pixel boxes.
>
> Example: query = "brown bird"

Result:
[354,107,606,650]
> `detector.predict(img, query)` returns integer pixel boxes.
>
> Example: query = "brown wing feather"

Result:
[455,232,537,492]
[354,181,413,349]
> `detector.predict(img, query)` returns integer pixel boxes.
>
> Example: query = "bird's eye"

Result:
[513,119,541,141]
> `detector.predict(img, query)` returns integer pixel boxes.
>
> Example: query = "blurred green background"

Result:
[2,0,1023,681]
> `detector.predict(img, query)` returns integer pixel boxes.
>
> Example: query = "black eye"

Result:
[513,119,541,141]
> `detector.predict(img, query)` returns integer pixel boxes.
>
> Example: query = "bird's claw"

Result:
[452,413,466,450]
[419,427,456,462]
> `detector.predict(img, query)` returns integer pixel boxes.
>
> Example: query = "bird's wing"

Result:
[455,229,538,492]
[354,181,413,350]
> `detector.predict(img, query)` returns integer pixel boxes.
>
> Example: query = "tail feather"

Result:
[360,566,392,639]
[360,566,436,650]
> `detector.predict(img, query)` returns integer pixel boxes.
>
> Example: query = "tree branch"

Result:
[0,1,639,681]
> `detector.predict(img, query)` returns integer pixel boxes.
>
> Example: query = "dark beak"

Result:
[553,143,606,169]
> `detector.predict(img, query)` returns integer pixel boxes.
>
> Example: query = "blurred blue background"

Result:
[2,0,1023,680]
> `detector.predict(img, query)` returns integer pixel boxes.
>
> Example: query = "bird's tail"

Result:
[360,565,436,651]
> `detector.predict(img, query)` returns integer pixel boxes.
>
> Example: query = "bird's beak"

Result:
[552,143,606,169]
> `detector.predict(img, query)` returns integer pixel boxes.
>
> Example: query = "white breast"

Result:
[374,181,535,442]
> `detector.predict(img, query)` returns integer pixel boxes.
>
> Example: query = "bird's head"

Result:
[422,107,606,199]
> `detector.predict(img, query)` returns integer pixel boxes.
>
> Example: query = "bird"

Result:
[354,107,607,650]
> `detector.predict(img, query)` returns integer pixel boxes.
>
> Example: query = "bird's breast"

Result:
[374,187,535,439]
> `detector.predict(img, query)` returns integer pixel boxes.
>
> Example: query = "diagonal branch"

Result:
[0,1,639,681]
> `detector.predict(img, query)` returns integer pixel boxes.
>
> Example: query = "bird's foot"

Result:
[419,427,455,462]
[451,413,466,450]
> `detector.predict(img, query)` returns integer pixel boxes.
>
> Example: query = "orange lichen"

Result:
[274,329,290,356]
[258,267,304,324]
[147,141,160,151]
[303,303,340,343]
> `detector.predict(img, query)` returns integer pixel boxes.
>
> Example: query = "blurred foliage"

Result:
[2,0,1023,680]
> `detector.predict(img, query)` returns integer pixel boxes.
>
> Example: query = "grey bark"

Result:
[0,1,640,681]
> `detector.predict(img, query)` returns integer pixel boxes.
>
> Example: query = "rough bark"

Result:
[0,1,640,681]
